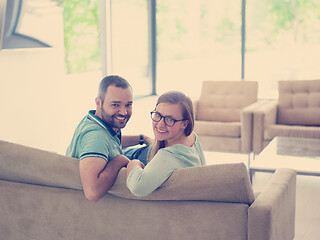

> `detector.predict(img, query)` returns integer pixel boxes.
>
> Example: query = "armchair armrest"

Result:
[192,99,199,118]
[241,100,270,153]
[253,100,278,154]
[248,168,296,240]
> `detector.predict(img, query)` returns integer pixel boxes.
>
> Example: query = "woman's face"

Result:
[152,102,188,145]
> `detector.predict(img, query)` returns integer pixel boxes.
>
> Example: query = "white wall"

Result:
[0,47,65,153]
[0,45,105,154]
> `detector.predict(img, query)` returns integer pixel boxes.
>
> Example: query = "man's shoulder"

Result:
[77,116,105,134]
[72,113,120,146]
[81,125,110,142]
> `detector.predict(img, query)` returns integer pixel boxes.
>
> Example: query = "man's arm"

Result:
[79,155,130,201]
[121,134,153,148]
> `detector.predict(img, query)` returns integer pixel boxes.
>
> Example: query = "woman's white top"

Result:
[126,133,206,197]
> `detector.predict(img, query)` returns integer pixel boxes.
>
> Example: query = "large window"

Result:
[246,0,320,98]
[100,0,320,98]
[110,0,151,96]
[59,0,100,73]
[156,0,242,97]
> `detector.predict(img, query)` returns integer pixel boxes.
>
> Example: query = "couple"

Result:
[66,75,206,201]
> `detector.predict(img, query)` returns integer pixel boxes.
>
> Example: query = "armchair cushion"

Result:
[196,81,258,122]
[194,121,241,137]
[278,80,320,126]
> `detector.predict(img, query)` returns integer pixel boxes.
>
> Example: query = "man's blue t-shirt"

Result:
[66,110,123,162]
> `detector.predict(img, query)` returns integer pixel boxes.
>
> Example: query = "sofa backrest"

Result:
[196,81,258,122]
[0,140,255,204]
[278,79,320,125]
[0,140,83,190]
[110,163,255,204]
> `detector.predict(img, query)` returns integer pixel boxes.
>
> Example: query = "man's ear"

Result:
[95,97,102,108]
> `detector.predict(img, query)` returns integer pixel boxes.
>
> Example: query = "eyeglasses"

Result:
[150,111,185,127]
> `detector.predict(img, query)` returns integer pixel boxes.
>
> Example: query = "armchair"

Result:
[253,79,320,154]
[193,81,264,153]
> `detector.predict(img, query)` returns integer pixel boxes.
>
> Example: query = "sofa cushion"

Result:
[277,80,320,125]
[196,81,258,122]
[0,140,254,204]
[194,120,241,137]
[264,124,320,141]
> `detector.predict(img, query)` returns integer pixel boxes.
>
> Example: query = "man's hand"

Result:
[121,135,154,148]
[142,135,153,145]
[79,155,130,201]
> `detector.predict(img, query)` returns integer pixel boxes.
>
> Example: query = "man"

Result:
[66,75,151,201]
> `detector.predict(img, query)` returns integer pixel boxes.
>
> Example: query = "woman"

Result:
[126,91,206,197]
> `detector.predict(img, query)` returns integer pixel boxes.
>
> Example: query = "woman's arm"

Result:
[126,151,178,197]
[126,159,145,178]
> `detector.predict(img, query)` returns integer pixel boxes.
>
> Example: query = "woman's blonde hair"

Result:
[148,91,194,161]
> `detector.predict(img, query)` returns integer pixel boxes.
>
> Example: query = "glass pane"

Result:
[60,0,100,74]
[246,0,320,99]
[111,0,151,96]
[3,0,63,49]
[157,0,242,98]
[17,0,62,47]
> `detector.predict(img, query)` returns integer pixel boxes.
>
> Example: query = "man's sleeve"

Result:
[79,130,110,162]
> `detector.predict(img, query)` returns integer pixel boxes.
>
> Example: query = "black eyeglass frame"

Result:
[150,111,186,127]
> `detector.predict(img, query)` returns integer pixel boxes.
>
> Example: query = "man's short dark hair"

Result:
[98,75,132,102]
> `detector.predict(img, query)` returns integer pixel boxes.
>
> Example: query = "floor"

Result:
[127,95,320,240]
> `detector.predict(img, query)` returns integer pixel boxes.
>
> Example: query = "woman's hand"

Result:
[126,160,145,179]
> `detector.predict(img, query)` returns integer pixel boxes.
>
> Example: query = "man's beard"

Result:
[100,109,131,130]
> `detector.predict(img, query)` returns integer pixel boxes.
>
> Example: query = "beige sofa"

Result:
[0,140,296,240]
[253,79,320,154]
[194,81,266,153]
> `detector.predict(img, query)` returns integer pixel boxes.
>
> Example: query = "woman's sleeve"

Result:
[126,150,178,197]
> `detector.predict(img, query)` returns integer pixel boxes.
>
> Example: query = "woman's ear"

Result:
[182,120,189,129]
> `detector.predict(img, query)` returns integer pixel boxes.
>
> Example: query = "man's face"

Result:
[98,85,133,130]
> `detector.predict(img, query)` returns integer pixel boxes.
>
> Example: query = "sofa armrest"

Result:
[248,168,296,240]
[253,100,278,154]
[241,100,270,153]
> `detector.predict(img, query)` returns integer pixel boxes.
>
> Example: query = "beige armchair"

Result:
[253,79,320,154]
[193,81,264,153]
